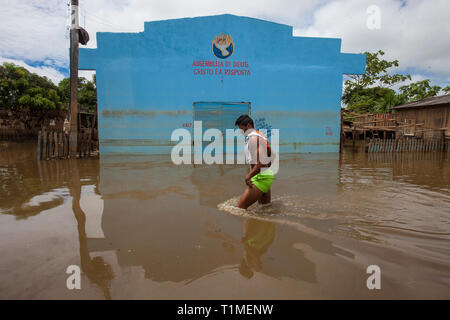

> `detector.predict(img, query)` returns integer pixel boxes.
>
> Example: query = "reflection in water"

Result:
[68,159,114,300]
[240,218,275,278]
[0,141,449,299]
[0,142,114,299]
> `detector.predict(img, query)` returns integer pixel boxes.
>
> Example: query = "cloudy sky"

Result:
[1,0,449,91]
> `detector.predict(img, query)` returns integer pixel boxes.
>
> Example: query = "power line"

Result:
[73,4,190,57]
[80,7,137,32]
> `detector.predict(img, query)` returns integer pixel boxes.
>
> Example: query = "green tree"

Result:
[342,50,411,108]
[58,74,97,113]
[78,75,97,113]
[345,86,408,114]
[398,79,442,102]
[0,63,30,110]
[0,62,63,112]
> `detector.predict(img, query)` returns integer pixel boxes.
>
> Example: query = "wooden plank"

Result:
[48,130,52,159]
[64,133,68,158]
[53,131,57,158]
[47,131,51,159]
[58,132,62,158]
[42,129,47,160]
[37,130,42,160]
[50,131,55,158]
[53,131,58,158]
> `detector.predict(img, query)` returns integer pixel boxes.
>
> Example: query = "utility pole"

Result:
[69,0,79,157]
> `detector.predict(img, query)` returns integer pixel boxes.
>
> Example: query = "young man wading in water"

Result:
[235,115,275,209]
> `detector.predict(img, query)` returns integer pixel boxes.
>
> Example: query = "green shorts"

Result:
[250,169,274,193]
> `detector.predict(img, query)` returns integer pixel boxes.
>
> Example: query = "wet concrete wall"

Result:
[78,14,365,155]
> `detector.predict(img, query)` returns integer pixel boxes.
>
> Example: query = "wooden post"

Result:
[69,0,79,157]
[48,130,52,158]
[53,131,58,158]
[64,132,68,158]
[58,132,62,158]
[37,130,42,160]
[42,129,47,160]
[339,109,343,154]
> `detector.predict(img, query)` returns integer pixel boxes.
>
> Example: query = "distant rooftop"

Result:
[393,94,450,109]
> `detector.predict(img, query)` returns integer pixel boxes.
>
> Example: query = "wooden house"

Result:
[392,94,450,139]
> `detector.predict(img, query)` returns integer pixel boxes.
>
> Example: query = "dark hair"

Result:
[235,114,254,127]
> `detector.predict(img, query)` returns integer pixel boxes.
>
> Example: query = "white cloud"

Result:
[0,0,69,68]
[0,0,449,88]
[77,0,330,49]
[294,0,450,78]
[0,57,66,84]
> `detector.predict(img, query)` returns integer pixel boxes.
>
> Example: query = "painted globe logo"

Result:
[212,33,234,59]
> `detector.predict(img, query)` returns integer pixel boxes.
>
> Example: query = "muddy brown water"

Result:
[0,141,449,299]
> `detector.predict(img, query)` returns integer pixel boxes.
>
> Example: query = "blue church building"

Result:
[78,14,366,155]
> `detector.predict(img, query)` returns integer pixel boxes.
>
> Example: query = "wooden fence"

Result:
[37,128,96,160]
[367,138,449,153]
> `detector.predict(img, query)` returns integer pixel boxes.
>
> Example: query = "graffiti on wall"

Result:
[254,117,272,138]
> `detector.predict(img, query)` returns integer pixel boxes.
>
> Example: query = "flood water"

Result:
[0,140,449,299]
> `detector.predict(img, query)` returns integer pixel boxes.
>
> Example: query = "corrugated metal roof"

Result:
[393,94,450,109]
